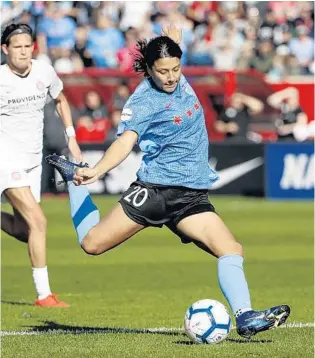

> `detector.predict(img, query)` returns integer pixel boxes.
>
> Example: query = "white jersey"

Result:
[0,59,63,169]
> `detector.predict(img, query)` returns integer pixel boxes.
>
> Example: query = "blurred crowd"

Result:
[1,1,314,78]
[1,1,314,151]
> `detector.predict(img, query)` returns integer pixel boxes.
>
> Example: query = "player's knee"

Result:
[223,241,244,257]
[233,242,244,256]
[80,232,105,256]
[28,212,47,233]
[80,240,103,256]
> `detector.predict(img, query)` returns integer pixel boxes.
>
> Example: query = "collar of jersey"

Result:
[147,77,182,98]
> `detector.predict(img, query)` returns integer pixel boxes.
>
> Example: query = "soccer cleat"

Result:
[34,294,69,308]
[236,304,291,339]
[45,154,88,183]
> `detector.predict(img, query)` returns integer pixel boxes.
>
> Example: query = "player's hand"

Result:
[68,136,83,163]
[161,25,182,44]
[73,167,100,186]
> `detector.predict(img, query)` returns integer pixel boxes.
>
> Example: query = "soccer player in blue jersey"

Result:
[46,27,290,339]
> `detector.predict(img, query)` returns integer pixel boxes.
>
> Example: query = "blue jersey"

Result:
[117,75,218,189]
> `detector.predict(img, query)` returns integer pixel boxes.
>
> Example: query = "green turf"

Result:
[1,196,314,357]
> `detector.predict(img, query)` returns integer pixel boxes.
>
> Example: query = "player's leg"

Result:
[3,187,67,307]
[2,164,68,307]
[45,154,145,254]
[81,203,145,255]
[1,170,28,242]
[4,187,47,267]
[175,211,290,338]
[1,208,29,243]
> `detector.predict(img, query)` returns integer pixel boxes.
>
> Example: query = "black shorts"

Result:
[119,180,216,244]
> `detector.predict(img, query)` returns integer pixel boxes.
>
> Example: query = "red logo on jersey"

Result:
[36,81,45,91]
[186,109,193,117]
[194,103,200,110]
[173,116,182,125]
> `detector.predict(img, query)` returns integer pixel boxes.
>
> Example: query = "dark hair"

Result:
[1,23,33,46]
[132,36,182,77]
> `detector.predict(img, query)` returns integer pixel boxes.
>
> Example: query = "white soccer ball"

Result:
[184,299,231,344]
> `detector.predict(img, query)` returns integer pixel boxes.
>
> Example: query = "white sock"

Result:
[32,266,52,300]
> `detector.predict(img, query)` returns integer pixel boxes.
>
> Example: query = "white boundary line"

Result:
[1,322,313,337]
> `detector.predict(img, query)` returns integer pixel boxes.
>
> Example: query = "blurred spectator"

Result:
[37,2,76,60]
[117,27,139,72]
[236,42,255,71]
[267,45,290,80]
[213,40,238,71]
[112,81,131,110]
[2,0,313,77]
[120,1,153,31]
[258,8,290,46]
[74,26,94,67]
[77,90,108,127]
[285,54,303,76]
[1,1,24,26]
[98,1,122,25]
[85,12,125,68]
[214,93,264,142]
[75,91,110,144]
[250,39,275,73]
[267,87,308,141]
[187,11,220,66]
[186,1,213,27]
[289,25,314,74]
[106,109,122,142]
[268,1,298,24]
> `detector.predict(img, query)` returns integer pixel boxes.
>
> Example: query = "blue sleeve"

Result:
[117,94,154,142]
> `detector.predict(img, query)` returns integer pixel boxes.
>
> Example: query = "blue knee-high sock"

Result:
[67,182,100,244]
[218,255,252,315]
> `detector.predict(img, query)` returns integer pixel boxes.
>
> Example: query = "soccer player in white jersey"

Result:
[0,23,82,307]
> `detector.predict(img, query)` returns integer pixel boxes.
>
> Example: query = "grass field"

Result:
[1,196,314,358]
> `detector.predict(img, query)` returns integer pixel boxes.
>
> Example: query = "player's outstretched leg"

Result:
[236,304,291,339]
[176,211,291,339]
[45,154,100,245]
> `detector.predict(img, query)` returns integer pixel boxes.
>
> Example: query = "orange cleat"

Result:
[34,294,69,308]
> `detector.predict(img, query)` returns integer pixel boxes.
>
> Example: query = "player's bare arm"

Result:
[74,130,138,185]
[55,91,82,162]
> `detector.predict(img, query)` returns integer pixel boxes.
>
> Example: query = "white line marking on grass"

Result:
[1,322,313,337]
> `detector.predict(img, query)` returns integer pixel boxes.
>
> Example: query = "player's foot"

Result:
[236,304,290,339]
[45,154,88,183]
[34,293,69,308]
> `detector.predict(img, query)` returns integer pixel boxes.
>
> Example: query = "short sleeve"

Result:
[47,65,63,99]
[117,95,154,142]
